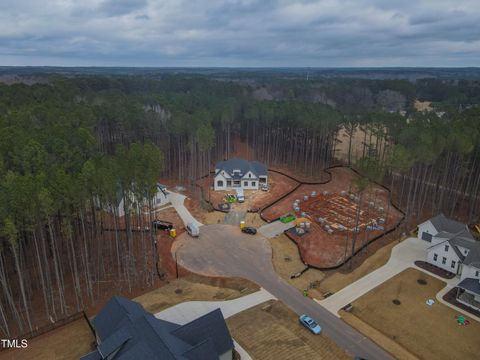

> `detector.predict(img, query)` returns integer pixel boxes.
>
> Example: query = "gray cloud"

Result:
[0,0,479,66]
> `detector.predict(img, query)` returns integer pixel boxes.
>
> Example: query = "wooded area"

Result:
[0,74,479,337]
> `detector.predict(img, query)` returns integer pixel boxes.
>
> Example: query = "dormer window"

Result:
[444,244,449,252]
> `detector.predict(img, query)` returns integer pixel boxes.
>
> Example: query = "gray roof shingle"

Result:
[427,214,480,267]
[172,308,233,357]
[457,277,480,295]
[429,213,470,235]
[216,159,267,178]
[87,297,232,360]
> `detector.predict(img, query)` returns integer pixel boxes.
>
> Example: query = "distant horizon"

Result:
[2,65,480,69]
[1,1,480,68]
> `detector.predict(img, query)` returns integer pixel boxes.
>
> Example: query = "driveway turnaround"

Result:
[167,191,203,228]
[319,237,429,315]
[258,220,296,238]
[173,224,394,360]
[155,288,275,360]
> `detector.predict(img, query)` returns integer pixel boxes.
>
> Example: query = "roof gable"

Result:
[88,297,232,360]
[215,158,267,178]
[171,308,233,356]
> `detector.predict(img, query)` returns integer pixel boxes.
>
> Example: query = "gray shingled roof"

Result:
[86,296,232,360]
[80,350,102,360]
[429,213,470,235]
[457,277,480,295]
[171,308,233,356]
[216,158,267,177]
[427,214,480,267]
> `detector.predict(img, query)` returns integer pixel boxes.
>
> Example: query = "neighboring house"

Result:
[214,159,267,191]
[456,277,480,311]
[116,183,169,217]
[81,296,234,360]
[418,214,480,280]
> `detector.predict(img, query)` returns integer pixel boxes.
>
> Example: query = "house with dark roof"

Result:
[81,296,234,360]
[418,214,480,281]
[214,159,267,191]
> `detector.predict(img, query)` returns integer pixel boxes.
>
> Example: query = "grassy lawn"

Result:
[319,238,399,295]
[227,300,349,360]
[347,268,480,360]
[0,318,94,360]
[135,275,259,314]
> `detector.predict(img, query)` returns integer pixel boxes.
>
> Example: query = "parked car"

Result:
[241,226,257,235]
[299,314,321,334]
[152,220,173,231]
[186,222,200,237]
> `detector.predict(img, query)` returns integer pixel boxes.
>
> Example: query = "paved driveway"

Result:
[258,220,295,238]
[173,224,394,360]
[320,237,430,315]
[167,192,203,228]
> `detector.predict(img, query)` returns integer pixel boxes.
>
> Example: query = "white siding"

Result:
[214,174,228,191]
[214,175,263,190]
[219,349,233,360]
[418,220,438,241]
[460,264,480,281]
[426,241,461,273]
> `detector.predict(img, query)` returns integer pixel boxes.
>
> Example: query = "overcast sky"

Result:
[1,0,479,67]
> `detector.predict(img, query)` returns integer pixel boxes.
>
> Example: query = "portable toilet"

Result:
[169,228,177,238]
[240,221,246,229]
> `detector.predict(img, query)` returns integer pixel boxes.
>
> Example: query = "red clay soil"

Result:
[262,167,403,268]
[199,171,298,211]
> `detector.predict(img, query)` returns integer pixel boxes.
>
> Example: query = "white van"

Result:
[236,188,245,203]
[186,222,200,237]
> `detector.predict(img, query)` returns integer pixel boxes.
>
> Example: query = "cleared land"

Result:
[227,299,349,360]
[0,318,95,360]
[347,268,480,360]
[262,167,403,268]
[203,171,298,212]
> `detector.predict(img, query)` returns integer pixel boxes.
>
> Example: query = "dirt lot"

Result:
[269,234,326,299]
[202,171,298,213]
[0,318,95,360]
[227,299,349,360]
[347,268,480,360]
[262,167,403,268]
[135,275,259,314]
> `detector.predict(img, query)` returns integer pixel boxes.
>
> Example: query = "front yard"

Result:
[227,300,349,360]
[345,268,480,360]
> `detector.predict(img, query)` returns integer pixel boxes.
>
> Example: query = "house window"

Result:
[233,180,240,186]
[244,181,248,186]
[227,180,232,186]
[444,244,449,252]
[451,260,456,269]
[475,271,479,277]
[217,180,224,187]
[442,257,446,265]
[252,181,256,186]
[249,173,251,178]
[433,253,438,262]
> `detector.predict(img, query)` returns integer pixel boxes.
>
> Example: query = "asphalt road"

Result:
[173,224,394,360]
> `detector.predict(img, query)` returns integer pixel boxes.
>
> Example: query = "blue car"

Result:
[299,314,321,334]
